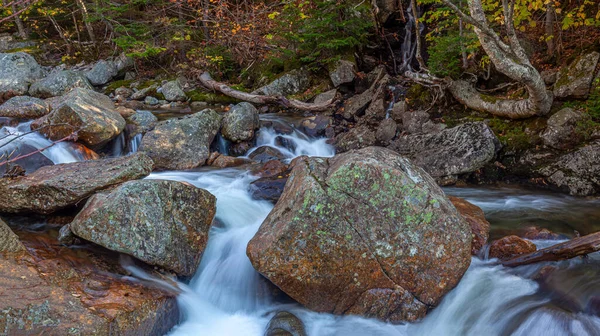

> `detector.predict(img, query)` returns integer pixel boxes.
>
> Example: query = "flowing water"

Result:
[5,113,600,335]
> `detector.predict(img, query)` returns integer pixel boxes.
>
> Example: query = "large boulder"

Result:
[0,152,153,214]
[247,147,472,322]
[389,122,501,180]
[449,196,490,255]
[140,109,221,170]
[85,59,118,86]
[538,141,600,196]
[31,88,125,147]
[69,179,216,276]
[554,52,600,99]
[221,102,260,142]
[254,69,310,96]
[329,60,356,87]
[0,228,178,335]
[0,95,50,119]
[0,52,46,100]
[540,107,583,150]
[0,219,25,253]
[160,80,187,102]
[29,70,94,98]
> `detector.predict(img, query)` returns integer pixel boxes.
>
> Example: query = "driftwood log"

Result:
[198,72,334,112]
[502,231,600,267]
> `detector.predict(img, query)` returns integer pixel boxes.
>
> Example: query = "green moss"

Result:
[104,79,134,93]
[406,84,432,108]
[480,94,500,103]
[186,89,240,104]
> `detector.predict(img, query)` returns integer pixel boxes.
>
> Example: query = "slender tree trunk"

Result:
[545,1,555,53]
[75,0,96,43]
[11,3,28,39]
[459,0,468,68]
[410,0,426,70]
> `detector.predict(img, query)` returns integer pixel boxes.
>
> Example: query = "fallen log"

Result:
[502,231,600,267]
[198,72,334,112]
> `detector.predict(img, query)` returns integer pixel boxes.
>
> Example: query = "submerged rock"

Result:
[449,196,490,255]
[0,96,50,119]
[140,109,221,170]
[0,152,153,214]
[247,146,472,322]
[489,235,536,261]
[265,311,307,336]
[389,122,501,180]
[69,179,216,276]
[29,70,93,98]
[248,146,285,163]
[0,52,46,100]
[554,52,600,99]
[221,102,260,143]
[31,88,125,147]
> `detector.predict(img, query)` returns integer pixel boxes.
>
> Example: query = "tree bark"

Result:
[11,3,28,39]
[502,232,600,267]
[199,72,335,112]
[433,0,553,119]
[75,0,96,43]
[545,1,555,53]
[410,0,426,70]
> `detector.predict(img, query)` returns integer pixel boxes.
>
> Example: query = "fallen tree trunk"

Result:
[198,72,334,112]
[502,232,600,267]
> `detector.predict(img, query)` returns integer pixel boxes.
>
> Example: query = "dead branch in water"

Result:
[198,72,335,112]
[502,232,600,267]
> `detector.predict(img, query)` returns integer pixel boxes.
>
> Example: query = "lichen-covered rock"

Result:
[0,229,178,335]
[69,179,216,276]
[0,52,46,100]
[538,141,600,196]
[247,147,472,322]
[0,152,153,214]
[29,70,93,98]
[554,52,600,98]
[254,69,310,96]
[31,88,125,147]
[334,125,376,152]
[221,102,259,142]
[489,235,536,261]
[540,107,583,150]
[160,80,187,102]
[0,219,25,253]
[313,89,337,105]
[449,196,490,255]
[127,110,158,136]
[85,59,118,86]
[330,60,356,87]
[0,96,50,119]
[389,122,501,179]
[140,109,221,170]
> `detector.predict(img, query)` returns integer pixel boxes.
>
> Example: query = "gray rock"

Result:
[391,101,408,123]
[0,218,25,253]
[131,85,157,100]
[329,60,356,87]
[127,110,158,136]
[540,107,583,149]
[29,70,93,98]
[376,118,397,145]
[0,96,50,119]
[144,96,159,105]
[221,102,259,142]
[422,121,447,134]
[70,179,216,276]
[140,109,221,170]
[541,69,558,86]
[342,89,373,120]
[402,111,430,134]
[375,0,398,23]
[85,60,118,86]
[0,152,153,214]
[299,115,331,137]
[539,141,600,196]
[313,89,337,105]
[0,52,46,99]
[254,69,310,96]
[554,52,600,98]
[0,34,36,52]
[31,88,125,147]
[265,311,306,336]
[112,53,135,76]
[389,122,501,178]
[160,80,186,102]
[334,125,376,152]
[247,147,472,322]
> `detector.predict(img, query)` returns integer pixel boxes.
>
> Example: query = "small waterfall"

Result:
[128,133,142,153]
[247,127,335,160]
[399,1,425,73]
[110,132,126,157]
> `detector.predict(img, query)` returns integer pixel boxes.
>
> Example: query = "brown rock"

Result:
[210,154,250,168]
[252,160,288,178]
[520,226,565,240]
[449,196,490,255]
[489,235,537,261]
[0,218,25,253]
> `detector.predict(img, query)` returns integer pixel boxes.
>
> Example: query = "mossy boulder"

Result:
[0,52,46,100]
[554,52,600,99]
[247,147,472,322]
[253,69,310,96]
[29,70,93,98]
[69,179,216,276]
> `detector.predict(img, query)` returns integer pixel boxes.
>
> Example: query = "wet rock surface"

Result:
[265,311,307,336]
[140,109,221,170]
[0,152,153,214]
[489,235,537,261]
[221,102,260,143]
[247,146,471,322]
[0,96,50,119]
[449,196,490,255]
[69,179,216,276]
[29,70,94,98]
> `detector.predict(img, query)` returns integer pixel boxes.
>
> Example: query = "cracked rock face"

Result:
[247,146,471,322]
